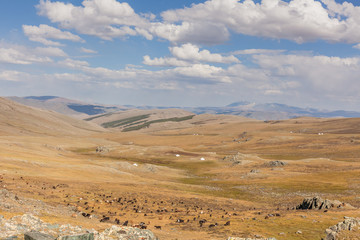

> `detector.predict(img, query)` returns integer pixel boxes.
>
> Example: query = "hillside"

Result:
[1,97,360,239]
[7,96,126,119]
[85,108,255,132]
[9,96,360,121]
[0,97,104,136]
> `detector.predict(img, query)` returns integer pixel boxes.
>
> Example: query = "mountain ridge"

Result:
[6,96,360,120]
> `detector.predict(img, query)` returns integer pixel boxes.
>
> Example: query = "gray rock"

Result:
[57,233,94,240]
[1,236,17,240]
[296,196,353,210]
[324,217,360,240]
[24,232,55,240]
[268,161,287,167]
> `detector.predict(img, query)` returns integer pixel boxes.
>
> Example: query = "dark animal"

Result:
[100,216,110,222]
[209,223,218,228]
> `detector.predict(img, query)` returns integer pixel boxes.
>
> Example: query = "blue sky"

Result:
[1,0,360,110]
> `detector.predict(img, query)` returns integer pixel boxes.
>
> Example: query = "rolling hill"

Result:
[0,97,105,136]
[7,96,126,119]
[8,96,360,121]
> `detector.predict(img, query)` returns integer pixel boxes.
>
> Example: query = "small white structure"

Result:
[133,163,138,167]
[175,154,180,157]
[318,133,324,135]
[200,157,205,161]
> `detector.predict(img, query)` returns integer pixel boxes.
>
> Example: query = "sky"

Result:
[1,0,360,110]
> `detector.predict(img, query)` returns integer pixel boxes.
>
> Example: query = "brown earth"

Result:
[0,97,360,239]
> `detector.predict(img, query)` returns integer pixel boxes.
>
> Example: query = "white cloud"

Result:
[161,0,360,44]
[353,43,360,50]
[80,47,97,54]
[143,55,189,67]
[171,64,229,82]
[0,47,52,65]
[35,47,67,57]
[58,58,90,68]
[0,71,28,82]
[143,44,239,67]
[23,24,84,46]
[36,0,152,40]
[149,21,229,44]
[232,49,286,55]
[251,53,360,94]
[170,43,239,63]
[264,89,283,95]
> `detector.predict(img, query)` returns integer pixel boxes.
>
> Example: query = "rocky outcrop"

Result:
[0,214,157,240]
[267,161,287,167]
[324,217,360,240]
[95,146,109,153]
[296,197,354,210]
[222,152,253,165]
[227,237,277,240]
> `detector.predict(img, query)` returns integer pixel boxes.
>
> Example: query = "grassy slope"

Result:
[1,114,360,239]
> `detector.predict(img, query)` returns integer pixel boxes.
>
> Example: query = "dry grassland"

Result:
[1,108,360,239]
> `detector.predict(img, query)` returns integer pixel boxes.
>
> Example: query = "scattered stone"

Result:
[95,146,109,153]
[0,214,158,240]
[24,232,54,240]
[296,230,302,234]
[250,169,260,173]
[267,161,287,167]
[324,217,360,240]
[58,233,94,240]
[227,237,277,240]
[222,152,253,165]
[296,196,354,210]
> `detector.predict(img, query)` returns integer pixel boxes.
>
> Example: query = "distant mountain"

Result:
[7,96,127,119]
[6,96,360,121]
[184,102,360,120]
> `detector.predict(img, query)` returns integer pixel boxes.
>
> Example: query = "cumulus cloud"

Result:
[58,58,90,68]
[144,43,239,67]
[170,44,239,63]
[23,24,84,46]
[232,49,286,55]
[0,47,52,65]
[161,0,360,44]
[143,55,189,67]
[250,53,360,96]
[149,21,229,45]
[36,0,152,40]
[32,0,360,45]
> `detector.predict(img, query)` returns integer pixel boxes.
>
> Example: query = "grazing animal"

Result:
[123,220,129,226]
[100,216,110,222]
[177,219,184,223]
[209,223,218,228]
[154,226,162,230]
[224,221,230,226]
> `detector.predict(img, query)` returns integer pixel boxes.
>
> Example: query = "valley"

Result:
[0,97,359,239]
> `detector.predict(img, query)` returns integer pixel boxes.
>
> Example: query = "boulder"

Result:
[296,196,351,210]
[24,232,55,240]
[324,217,360,240]
[57,233,94,240]
[268,161,287,167]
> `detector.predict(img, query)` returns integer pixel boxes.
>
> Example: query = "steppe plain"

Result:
[0,97,360,239]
